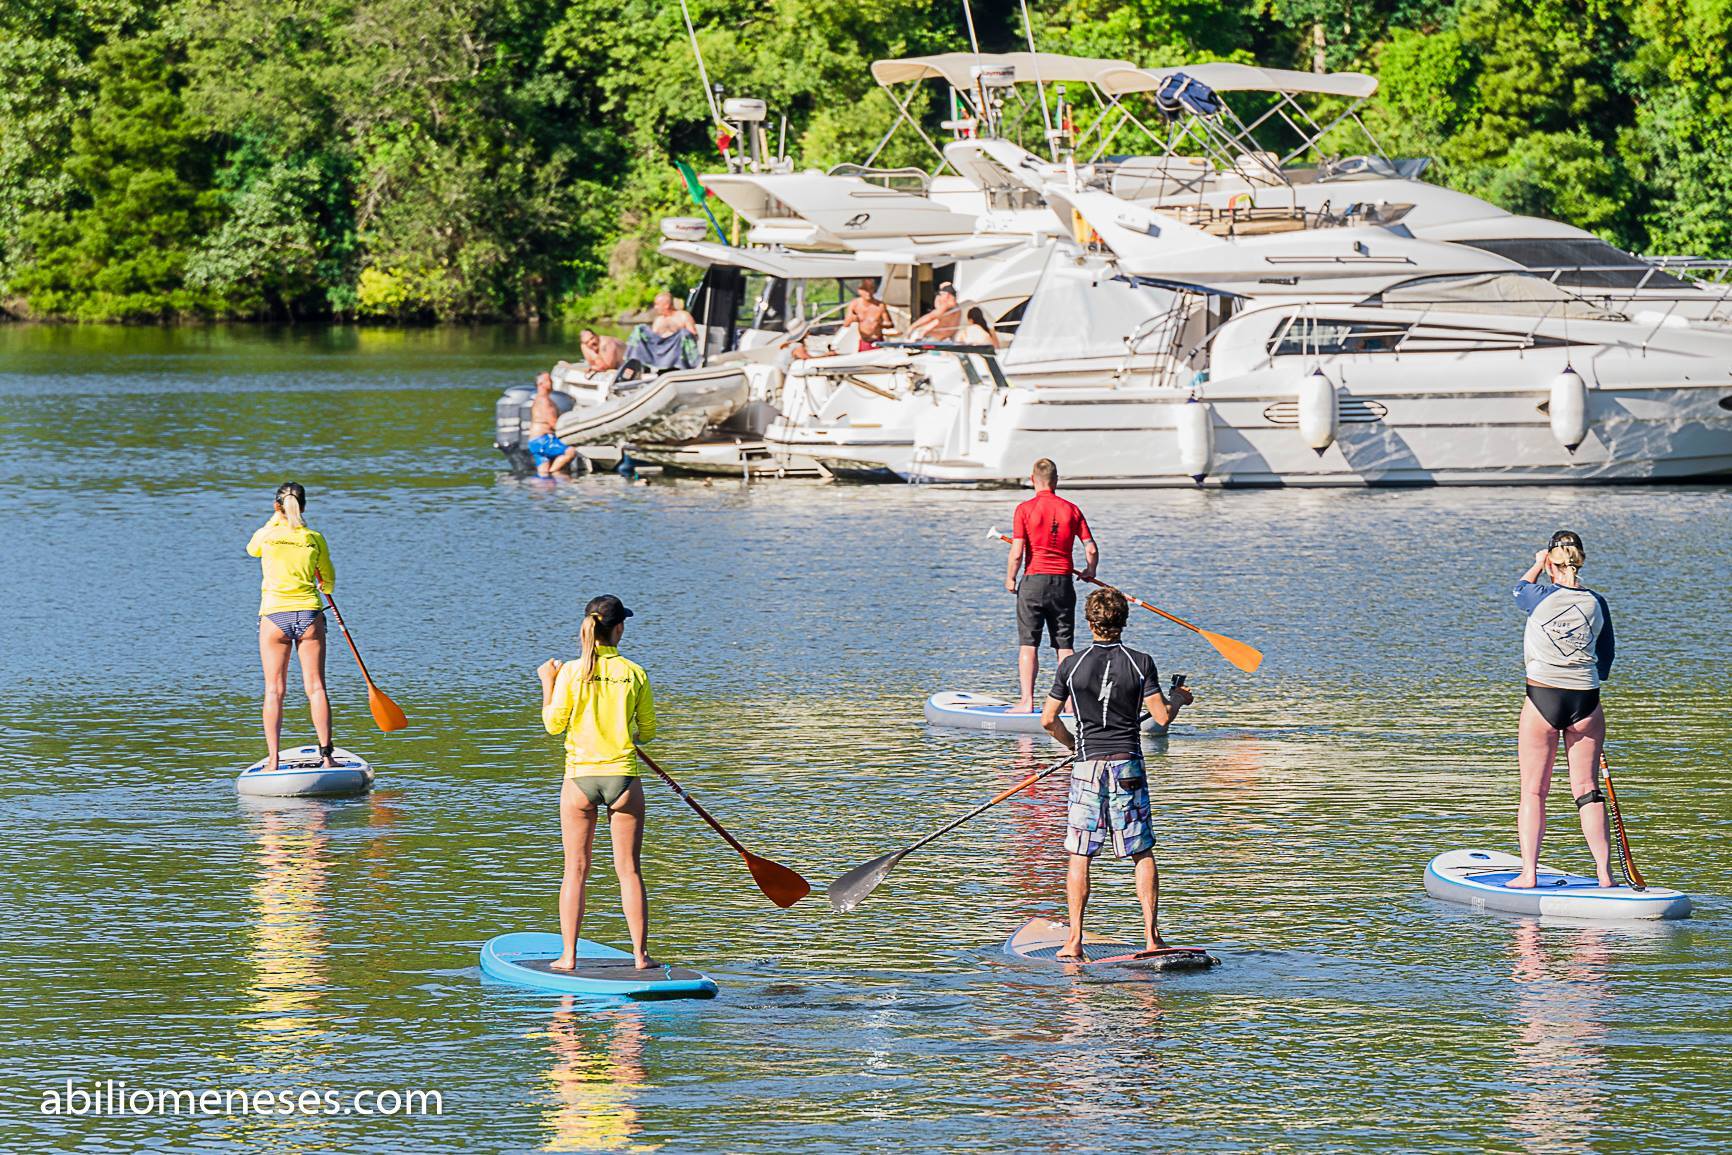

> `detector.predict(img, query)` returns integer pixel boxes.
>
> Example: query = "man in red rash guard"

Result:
[1004,458,1098,711]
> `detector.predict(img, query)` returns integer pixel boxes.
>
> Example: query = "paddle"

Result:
[828,754,1075,912]
[634,746,810,908]
[323,592,408,732]
[1600,751,1647,891]
[990,528,1264,673]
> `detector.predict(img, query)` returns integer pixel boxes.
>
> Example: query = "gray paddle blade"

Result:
[826,848,908,913]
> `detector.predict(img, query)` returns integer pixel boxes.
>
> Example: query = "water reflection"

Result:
[535,1000,656,1152]
[1506,922,1610,1153]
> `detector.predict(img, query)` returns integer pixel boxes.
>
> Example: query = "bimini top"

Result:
[1098,63,1378,100]
[872,52,1137,90]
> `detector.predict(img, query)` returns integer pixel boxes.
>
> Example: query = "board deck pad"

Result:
[512,957,710,984]
[1006,917,1220,972]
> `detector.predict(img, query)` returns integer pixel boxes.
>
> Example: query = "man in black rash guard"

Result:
[1040,586,1193,959]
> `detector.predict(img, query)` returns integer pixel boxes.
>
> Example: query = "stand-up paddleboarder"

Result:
[1005,458,1097,712]
[1041,587,1192,958]
[538,595,659,971]
[1510,530,1616,889]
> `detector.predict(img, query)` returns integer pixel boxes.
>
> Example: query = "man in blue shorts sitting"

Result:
[1041,586,1192,959]
[526,372,580,476]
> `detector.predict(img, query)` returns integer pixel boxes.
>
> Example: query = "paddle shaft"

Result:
[319,588,380,689]
[634,746,751,859]
[1600,751,1647,891]
[903,755,1075,858]
[995,531,1205,636]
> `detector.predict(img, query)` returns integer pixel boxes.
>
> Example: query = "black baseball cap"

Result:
[1549,529,1585,553]
[584,595,634,627]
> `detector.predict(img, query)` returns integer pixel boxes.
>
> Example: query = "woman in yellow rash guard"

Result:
[246,482,338,772]
[537,594,658,971]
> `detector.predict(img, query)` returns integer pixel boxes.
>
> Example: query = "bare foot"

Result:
[1011,701,1035,714]
[1055,940,1085,961]
[264,756,278,774]
[1597,873,1615,888]
[549,956,576,972]
[1506,874,1538,889]
[322,755,339,768]
[1145,935,1169,953]
[634,955,659,970]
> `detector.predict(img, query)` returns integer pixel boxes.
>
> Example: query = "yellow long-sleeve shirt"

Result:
[246,515,334,614]
[542,646,656,777]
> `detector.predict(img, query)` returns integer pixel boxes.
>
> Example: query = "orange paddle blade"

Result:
[367,685,408,732]
[1199,628,1263,673]
[744,851,811,908]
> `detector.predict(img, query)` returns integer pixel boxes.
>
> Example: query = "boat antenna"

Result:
[961,0,981,52]
[679,0,725,130]
[1018,0,1057,158]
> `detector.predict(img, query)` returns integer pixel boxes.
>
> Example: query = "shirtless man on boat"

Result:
[909,282,962,341]
[580,329,626,373]
[843,279,893,347]
[526,372,580,476]
[1042,586,1191,958]
[1005,458,1097,711]
[650,291,699,338]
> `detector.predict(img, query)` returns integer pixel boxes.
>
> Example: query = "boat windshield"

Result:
[1003,251,1179,366]
[1366,273,1623,320]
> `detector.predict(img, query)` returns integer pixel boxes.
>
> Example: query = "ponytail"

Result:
[1548,542,1584,582]
[275,481,308,529]
[574,612,604,687]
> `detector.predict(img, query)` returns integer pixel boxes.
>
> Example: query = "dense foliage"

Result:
[2,0,1728,321]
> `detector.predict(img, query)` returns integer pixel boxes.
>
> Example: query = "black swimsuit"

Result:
[1525,684,1601,730]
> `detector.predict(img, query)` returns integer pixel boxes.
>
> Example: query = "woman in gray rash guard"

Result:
[1510,530,1616,889]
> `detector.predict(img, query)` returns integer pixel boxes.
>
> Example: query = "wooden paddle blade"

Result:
[368,686,408,732]
[744,852,811,908]
[826,849,907,913]
[1199,628,1263,673]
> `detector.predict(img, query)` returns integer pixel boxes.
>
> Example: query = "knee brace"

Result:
[1575,788,1604,810]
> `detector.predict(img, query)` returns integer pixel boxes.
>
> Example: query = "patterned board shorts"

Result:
[1065,756,1155,859]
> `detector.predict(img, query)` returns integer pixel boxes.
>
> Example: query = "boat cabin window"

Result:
[1458,239,1692,290]
[1271,319,1407,356]
[748,274,788,331]
[1271,314,1571,356]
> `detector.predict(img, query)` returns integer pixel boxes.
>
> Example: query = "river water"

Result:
[3,325,1729,1153]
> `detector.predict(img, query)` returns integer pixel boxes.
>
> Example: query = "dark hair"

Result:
[1085,587,1129,640]
[967,306,990,328]
[1031,458,1058,488]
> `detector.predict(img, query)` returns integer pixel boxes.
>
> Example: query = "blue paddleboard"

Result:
[480,932,717,999]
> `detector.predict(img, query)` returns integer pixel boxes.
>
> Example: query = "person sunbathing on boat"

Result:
[580,329,626,373]
[909,283,962,341]
[843,279,893,348]
[623,291,700,371]
[527,372,580,476]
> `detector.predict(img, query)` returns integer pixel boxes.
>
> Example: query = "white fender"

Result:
[1549,367,1588,452]
[1297,369,1338,454]
[1174,396,1214,484]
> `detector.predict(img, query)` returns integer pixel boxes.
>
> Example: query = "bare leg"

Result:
[1511,698,1559,888]
[1058,853,1092,958]
[1132,851,1165,951]
[1056,646,1075,714]
[295,616,336,766]
[553,779,598,970]
[258,618,293,772]
[551,447,581,474]
[1016,645,1040,712]
[608,781,657,969]
[1563,708,1613,887]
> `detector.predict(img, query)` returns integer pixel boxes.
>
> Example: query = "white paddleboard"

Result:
[1006,917,1219,972]
[925,692,1168,736]
[1424,849,1690,920]
[236,745,374,798]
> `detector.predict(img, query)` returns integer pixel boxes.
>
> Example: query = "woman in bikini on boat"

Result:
[538,595,659,971]
[1510,530,1615,888]
[247,482,339,772]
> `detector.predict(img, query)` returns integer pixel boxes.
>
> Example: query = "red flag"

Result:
[716,131,735,154]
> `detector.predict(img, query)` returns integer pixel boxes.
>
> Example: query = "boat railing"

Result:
[826,164,932,195]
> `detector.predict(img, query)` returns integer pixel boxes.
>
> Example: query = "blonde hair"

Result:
[1548,542,1584,580]
[574,612,605,687]
[281,493,304,529]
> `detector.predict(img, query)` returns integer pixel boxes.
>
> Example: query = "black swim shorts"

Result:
[1017,573,1076,649]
